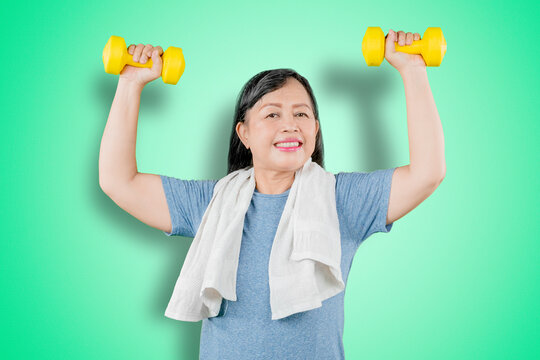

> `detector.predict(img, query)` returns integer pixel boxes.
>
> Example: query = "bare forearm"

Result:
[400,67,446,182]
[99,78,144,191]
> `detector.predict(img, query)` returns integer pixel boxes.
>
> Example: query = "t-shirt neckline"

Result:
[253,187,291,197]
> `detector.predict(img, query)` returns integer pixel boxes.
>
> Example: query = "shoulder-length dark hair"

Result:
[227,68,325,174]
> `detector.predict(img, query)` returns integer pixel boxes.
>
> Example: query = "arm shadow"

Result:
[321,62,396,171]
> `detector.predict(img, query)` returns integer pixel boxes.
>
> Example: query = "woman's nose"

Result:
[281,114,299,130]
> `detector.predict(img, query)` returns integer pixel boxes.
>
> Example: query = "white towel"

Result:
[164,157,345,321]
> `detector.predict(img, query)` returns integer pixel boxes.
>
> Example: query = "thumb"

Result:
[385,29,397,54]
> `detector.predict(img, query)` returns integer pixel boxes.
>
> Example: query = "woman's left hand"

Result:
[385,29,427,73]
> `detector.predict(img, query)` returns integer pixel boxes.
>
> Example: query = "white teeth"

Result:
[275,142,300,148]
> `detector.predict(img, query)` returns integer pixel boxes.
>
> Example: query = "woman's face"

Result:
[236,78,319,173]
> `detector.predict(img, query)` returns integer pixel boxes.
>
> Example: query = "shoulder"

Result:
[160,176,219,237]
[161,176,218,192]
[160,175,218,209]
[332,168,396,242]
[334,168,395,194]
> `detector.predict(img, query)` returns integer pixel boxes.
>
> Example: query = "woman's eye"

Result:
[266,112,308,118]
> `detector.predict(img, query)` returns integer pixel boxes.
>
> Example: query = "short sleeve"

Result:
[160,175,217,237]
[335,167,396,244]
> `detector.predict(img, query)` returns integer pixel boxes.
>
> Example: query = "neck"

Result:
[253,166,296,194]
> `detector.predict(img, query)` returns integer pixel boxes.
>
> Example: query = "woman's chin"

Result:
[270,155,307,171]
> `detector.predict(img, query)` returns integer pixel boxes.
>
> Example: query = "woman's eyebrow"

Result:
[259,103,311,111]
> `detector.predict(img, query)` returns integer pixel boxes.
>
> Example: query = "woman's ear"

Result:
[236,122,249,149]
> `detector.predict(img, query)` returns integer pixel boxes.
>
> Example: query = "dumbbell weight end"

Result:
[103,36,151,74]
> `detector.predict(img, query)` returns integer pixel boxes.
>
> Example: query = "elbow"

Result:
[99,182,111,197]
[99,176,115,196]
[431,163,446,187]
[433,169,445,188]
[411,165,445,188]
[439,164,446,184]
[425,171,445,190]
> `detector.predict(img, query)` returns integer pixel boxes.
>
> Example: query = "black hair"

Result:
[227,68,325,174]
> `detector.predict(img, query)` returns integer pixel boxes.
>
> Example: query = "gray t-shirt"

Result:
[160,167,396,359]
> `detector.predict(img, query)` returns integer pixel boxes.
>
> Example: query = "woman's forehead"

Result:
[256,82,311,110]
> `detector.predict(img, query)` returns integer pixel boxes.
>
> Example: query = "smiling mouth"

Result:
[274,143,303,152]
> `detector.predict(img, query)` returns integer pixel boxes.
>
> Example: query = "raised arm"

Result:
[99,49,173,234]
[99,78,142,189]
[384,30,446,225]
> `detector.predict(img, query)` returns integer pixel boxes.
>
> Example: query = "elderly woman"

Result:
[99,29,445,360]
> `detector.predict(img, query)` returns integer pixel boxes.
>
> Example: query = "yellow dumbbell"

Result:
[362,27,447,67]
[102,35,186,85]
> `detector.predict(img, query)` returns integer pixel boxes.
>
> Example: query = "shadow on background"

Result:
[321,62,395,171]
[208,102,237,179]
[96,75,168,111]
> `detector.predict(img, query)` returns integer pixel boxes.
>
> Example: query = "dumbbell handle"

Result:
[124,53,155,69]
[393,40,423,55]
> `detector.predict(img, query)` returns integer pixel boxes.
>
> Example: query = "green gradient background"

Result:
[1,0,538,359]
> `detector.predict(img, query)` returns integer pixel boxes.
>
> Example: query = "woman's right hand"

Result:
[119,43,164,87]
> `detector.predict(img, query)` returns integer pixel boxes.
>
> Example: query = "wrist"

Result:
[399,65,428,80]
[118,77,145,92]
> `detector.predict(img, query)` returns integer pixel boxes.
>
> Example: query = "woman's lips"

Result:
[274,144,302,152]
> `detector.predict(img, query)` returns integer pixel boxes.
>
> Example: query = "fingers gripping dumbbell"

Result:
[102,35,186,85]
[361,27,447,66]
